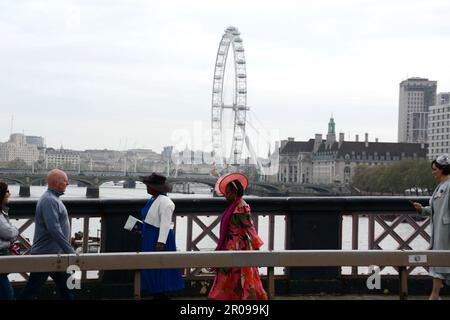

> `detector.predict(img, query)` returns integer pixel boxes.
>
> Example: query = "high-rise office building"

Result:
[398,77,437,143]
[0,133,40,165]
[428,92,450,160]
[25,135,45,148]
[437,92,450,105]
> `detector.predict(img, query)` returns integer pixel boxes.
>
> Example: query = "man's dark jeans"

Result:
[18,272,74,300]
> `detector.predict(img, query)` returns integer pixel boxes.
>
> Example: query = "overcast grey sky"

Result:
[1,0,449,156]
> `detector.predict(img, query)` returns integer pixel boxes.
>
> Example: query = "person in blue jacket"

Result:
[140,173,184,299]
[18,169,76,300]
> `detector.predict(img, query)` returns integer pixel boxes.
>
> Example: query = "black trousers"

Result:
[17,272,74,300]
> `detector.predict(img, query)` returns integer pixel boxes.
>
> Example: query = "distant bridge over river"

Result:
[0,169,350,198]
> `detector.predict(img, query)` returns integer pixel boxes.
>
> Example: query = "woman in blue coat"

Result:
[140,173,184,299]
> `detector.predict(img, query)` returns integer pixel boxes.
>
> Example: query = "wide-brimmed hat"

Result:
[140,173,172,193]
[214,172,248,196]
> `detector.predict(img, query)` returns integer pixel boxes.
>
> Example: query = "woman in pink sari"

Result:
[208,172,268,300]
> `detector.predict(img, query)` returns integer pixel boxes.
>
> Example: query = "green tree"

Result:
[4,158,30,169]
[383,163,405,195]
[351,160,436,195]
[352,165,372,194]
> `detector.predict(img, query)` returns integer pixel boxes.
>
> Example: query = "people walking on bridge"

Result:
[18,169,76,300]
[412,154,450,300]
[0,182,19,300]
[208,172,268,300]
[140,173,184,299]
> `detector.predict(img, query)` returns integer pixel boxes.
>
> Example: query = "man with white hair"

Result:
[18,169,76,300]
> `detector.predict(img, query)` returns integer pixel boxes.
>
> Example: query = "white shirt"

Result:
[143,195,175,244]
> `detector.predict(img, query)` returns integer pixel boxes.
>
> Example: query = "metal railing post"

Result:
[82,217,89,280]
[351,213,359,275]
[267,266,275,299]
[399,266,408,300]
[134,271,141,300]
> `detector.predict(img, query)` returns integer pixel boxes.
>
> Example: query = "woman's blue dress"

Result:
[140,198,185,294]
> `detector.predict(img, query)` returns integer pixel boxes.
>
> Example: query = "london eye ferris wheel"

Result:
[211,26,248,166]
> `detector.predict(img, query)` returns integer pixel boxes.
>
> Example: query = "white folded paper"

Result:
[124,215,143,233]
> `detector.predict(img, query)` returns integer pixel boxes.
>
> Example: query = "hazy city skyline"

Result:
[1,0,449,156]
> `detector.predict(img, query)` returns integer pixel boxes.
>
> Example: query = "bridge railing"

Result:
[1,250,449,299]
[7,196,437,297]
[340,198,431,277]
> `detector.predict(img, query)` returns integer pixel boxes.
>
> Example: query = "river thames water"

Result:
[7,182,214,247]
